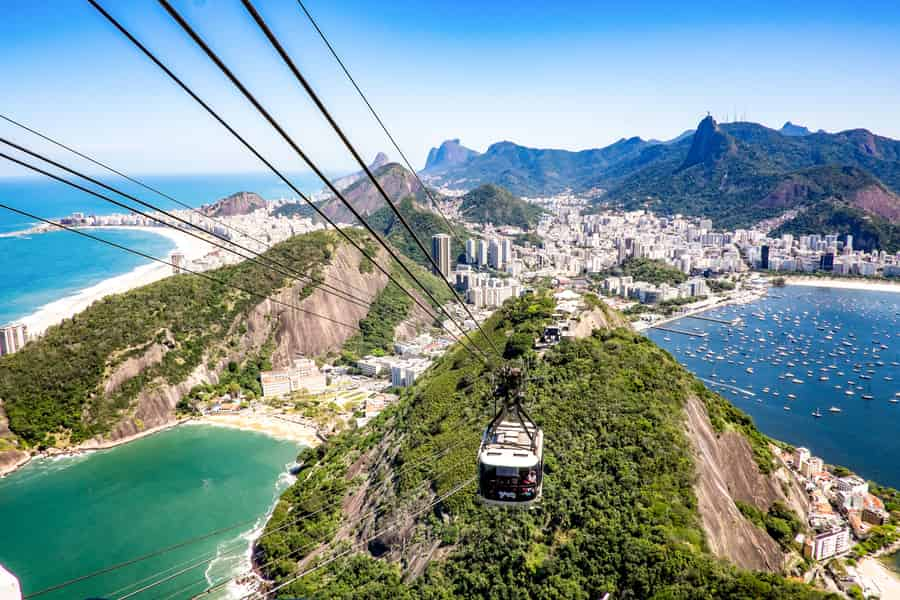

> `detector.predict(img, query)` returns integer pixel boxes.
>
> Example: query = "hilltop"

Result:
[202,191,267,217]
[319,162,427,224]
[459,184,543,229]
[254,294,832,599]
[424,139,480,172]
[422,137,650,196]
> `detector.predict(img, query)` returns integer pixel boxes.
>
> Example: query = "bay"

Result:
[0,425,299,600]
[647,285,900,487]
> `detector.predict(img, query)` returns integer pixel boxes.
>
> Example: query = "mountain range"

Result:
[420,118,900,250]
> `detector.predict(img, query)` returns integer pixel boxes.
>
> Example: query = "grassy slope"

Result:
[772,200,900,253]
[0,230,339,447]
[341,258,454,361]
[258,295,833,599]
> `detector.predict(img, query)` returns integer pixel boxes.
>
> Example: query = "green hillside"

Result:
[340,258,453,361]
[255,295,832,599]
[0,231,340,447]
[367,196,469,267]
[772,201,900,253]
[598,257,687,286]
[427,118,900,237]
[459,184,543,229]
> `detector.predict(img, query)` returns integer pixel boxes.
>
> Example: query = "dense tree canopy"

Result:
[258,295,833,599]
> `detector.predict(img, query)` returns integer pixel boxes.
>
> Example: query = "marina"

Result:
[648,284,900,487]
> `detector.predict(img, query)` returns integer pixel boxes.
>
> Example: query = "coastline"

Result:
[859,554,900,598]
[632,287,766,332]
[1,411,319,479]
[18,226,215,336]
[783,276,900,294]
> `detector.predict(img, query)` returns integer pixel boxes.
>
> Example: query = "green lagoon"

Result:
[0,425,299,599]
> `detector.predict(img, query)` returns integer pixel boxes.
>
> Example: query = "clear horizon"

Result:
[3,0,900,177]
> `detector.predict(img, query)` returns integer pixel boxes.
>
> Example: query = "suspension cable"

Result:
[86,0,490,365]
[154,0,494,364]
[0,112,275,256]
[0,137,375,312]
[293,0,465,252]
[0,203,360,332]
[241,0,501,360]
[243,476,476,600]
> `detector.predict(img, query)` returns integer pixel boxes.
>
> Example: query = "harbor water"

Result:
[647,284,900,487]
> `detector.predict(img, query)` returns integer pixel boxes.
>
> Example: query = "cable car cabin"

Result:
[477,419,544,508]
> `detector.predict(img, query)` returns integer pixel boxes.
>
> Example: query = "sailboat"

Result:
[812,408,822,418]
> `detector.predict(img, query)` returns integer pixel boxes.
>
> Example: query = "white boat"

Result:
[812,408,822,418]
[829,406,842,413]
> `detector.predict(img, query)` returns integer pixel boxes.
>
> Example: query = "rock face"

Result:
[423,139,480,172]
[202,191,267,217]
[681,116,736,170]
[851,184,900,221]
[321,163,423,223]
[0,403,28,476]
[684,396,809,572]
[98,243,391,443]
[779,121,813,137]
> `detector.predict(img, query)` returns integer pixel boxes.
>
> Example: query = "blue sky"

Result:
[2,0,900,177]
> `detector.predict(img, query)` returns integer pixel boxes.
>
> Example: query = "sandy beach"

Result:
[197,412,321,447]
[19,226,215,336]
[785,276,900,294]
[858,556,900,598]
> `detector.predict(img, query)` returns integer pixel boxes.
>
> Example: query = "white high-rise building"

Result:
[501,239,512,269]
[0,324,27,356]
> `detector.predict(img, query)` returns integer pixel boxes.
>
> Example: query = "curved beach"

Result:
[19,226,215,336]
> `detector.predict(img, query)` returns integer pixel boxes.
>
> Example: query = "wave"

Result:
[204,460,298,599]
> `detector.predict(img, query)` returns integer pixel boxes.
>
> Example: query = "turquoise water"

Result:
[0,172,327,324]
[647,285,900,487]
[0,425,299,599]
[0,229,175,324]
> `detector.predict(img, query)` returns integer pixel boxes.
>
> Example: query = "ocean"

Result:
[647,285,900,488]
[0,172,328,324]
[0,425,300,599]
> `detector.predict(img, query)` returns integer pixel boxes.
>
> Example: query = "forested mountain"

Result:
[0,230,448,453]
[255,294,832,599]
[603,117,900,236]
[459,184,543,229]
[421,117,900,247]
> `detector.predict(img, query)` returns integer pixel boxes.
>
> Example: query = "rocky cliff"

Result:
[202,191,267,217]
[685,395,808,572]
[321,163,424,224]
[99,243,391,443]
